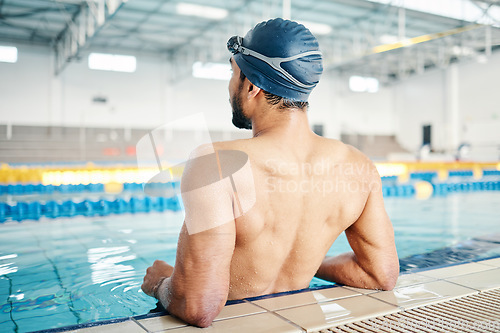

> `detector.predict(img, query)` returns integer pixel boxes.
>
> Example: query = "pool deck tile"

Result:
[417,262,495,279]
[135,314,188,332]
[214,301,265,320]
[135,302,265,332]
[339,286,380,295]
[251,287,360,311]
[338,273,436,296]
[393,272,437,288]
[445,268,500,291]
[477,257,500,267]
[275,295,400,332]
[161,312,302,333]
[369,280,478,310]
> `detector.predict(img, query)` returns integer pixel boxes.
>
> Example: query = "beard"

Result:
[231,88,252,130]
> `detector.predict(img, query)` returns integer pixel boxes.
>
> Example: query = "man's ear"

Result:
[246,81,261,100]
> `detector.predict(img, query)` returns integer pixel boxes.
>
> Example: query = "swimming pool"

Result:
[1,191,500,332]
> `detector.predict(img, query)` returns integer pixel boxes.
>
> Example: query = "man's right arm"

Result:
[142,146,239,328]
[315,163,399,290]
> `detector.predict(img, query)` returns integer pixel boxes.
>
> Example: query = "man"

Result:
[142,18,399,328]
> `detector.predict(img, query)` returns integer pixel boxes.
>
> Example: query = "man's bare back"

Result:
[141,18,399,328]
[216,135,376,299]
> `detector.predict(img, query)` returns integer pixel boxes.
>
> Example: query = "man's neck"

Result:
[251,106,312,140]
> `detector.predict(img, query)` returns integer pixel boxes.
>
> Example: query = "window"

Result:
[298,21,332,36]
[88,53,136,73]
[192,61,231,80]
[0,46,18,63]
[349,76,379,93]
[176,3,228,20]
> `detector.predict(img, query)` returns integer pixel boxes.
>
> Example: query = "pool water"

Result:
[1,192,500,332]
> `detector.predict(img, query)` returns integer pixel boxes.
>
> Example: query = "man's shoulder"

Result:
[183,139,253,188]
[343,142,371,163]
[318,139,380,181]
[342,143,381,184]
[314,137,368,162]
[211,139,253,152]
[186,139,250,159]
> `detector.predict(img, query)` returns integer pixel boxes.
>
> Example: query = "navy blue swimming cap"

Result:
[228,18,323,102]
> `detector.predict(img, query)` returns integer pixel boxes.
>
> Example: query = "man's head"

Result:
[227,18,323,129]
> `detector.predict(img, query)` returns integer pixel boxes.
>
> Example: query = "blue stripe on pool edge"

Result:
[30,317,131,333]
[400,254,500,275]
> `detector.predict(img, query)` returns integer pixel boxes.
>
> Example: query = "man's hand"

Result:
[142,260,174,298]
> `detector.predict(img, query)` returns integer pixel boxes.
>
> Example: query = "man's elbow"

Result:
[176,299,224,328]
[184,311,217,328]
[377,273,398,291]
[375,261,399,291]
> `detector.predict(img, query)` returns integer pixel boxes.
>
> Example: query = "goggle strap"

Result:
[239,46,321,89]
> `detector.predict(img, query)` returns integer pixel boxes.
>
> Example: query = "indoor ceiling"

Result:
[1,0,500,83]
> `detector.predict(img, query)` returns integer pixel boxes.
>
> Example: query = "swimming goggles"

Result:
[227,35,321,89]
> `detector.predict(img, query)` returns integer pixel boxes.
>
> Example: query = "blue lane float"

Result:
[0,196,182,222]
[0,182,181,196]
[0,183,105,195]
[409,172,437,182]
[448,170,474,177]
[483,170,500,176]
[381,180,500,198]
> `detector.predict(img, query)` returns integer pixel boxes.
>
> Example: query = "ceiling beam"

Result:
[53,0,126,75]
[328,24,500,84]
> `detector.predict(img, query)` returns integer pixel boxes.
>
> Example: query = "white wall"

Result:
[459,54,500,146]
[308,72,340,139]
[61,52,165,129]
[170,76,234,131]
[336,85,395,136]
[393,69,447,151]
[0,45,53,125]
[0,44,236,131]
[393,53,500,153]
[298,72,396,140]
